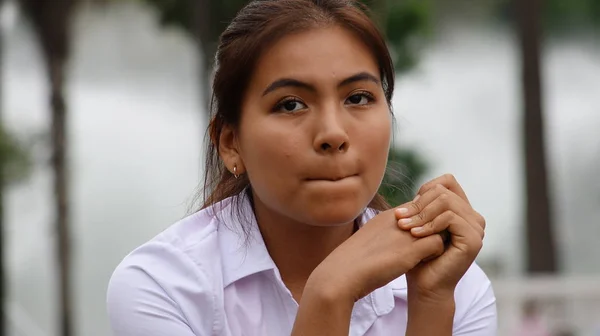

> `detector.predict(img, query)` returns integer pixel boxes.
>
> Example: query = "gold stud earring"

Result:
[233,165,239,179]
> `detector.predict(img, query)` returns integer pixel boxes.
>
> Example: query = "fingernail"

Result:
[411,227,424,234]
[413,194,421,202]
[399,218,413,226]
[396,208,409,216]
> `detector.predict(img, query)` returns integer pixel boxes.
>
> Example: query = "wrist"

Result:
[292,274,355,336]
[408,293,455,310]
[304,271,356,306]
[406,292,455,336]
[408,288,456,319]
[408,287,454,307]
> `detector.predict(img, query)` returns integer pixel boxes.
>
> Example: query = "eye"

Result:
[345,92,374,106]
[273,98,308,113]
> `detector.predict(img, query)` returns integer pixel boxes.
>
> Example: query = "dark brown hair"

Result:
[200,0,395,214]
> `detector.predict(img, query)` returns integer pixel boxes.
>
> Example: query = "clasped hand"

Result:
[395,174,486,300]
[308,174,486,304]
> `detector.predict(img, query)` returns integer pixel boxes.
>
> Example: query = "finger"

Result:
[411,233,445,263]
[395,184,448,220]
[417,174,470,205]
[403,187,484,237]
[410,210,465,237]
[398,185,468,230]
[412,210,483,257]
[395,184,485,239]
[473,211,486,231]
[398,189,450,230]
[410,207,483,243]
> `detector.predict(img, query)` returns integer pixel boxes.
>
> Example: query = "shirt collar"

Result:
[216,192,400,316]
[217,192,276,288]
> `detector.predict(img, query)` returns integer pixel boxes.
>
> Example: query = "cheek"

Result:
[239,120,302,184]
[358,112,392,175]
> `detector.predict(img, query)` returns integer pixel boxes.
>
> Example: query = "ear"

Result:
[219,125,246,176]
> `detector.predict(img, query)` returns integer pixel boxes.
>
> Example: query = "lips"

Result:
[306,174,358,182]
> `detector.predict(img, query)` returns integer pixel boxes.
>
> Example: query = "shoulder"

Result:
[106,199,236,335]
[109,201,225,284]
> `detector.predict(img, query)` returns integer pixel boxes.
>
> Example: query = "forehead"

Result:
[251,26,380,87]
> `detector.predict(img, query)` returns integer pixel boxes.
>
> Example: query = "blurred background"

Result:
[0,0,598,335]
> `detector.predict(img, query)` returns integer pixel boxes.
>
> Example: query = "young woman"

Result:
[107,0,497,335]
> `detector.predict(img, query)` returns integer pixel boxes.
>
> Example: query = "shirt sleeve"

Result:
[453,262,498,335]
[106,242,215,336]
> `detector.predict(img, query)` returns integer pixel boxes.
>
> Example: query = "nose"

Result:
[313,107,350,154]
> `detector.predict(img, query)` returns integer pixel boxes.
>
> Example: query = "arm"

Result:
[405,264,497,336]
[289,220,446,336]
[406,293,455,336]
[290,279,355,336]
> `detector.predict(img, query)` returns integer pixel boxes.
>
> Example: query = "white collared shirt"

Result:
[107,194,497,336]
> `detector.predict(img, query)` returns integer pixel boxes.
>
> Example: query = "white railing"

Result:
[492,276,600,336]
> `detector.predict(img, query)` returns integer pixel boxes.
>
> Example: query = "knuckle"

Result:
[416,209,427,222]
[429,233,444,248]
[473,239,483,252]
[434,183,447,194]
[476,212,487,229]
[442,210,456,222]
[422,221,434,232]
[411,200,423,214]
[443,173,457,184]
[467,233,483,251]
[430,211,452,232]
[438,192,451,206]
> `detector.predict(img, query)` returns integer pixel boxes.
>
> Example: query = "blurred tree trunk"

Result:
[0,0,5,334]
[19,0,78,334]
[193,0,217,114]
[515,0,558,273]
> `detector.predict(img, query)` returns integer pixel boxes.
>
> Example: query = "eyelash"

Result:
[272,96,306,113]
[271,91,377,113]
[346,90,375,105]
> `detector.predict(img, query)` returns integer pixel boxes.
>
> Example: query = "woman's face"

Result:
[233,26,391,226]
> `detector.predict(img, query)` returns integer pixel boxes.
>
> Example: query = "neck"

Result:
[251,193,356,300]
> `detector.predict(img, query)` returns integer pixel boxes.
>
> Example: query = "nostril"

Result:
[321,143,331,151]
[338,143,347,152]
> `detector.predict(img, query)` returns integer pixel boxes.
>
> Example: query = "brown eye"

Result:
[284,101,301,111]
[274,98,307,113]
[345,92,374,106]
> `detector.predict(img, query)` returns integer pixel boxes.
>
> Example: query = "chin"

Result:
[290,180,375,226]
[299,197,369,227]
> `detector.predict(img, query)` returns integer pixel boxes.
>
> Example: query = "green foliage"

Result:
[142,0,431,71]
[0,127,31,186]
[544,0,600,31]
[496,0,600,32]
[140,0,193,33]
[383,0,431,72]
[379,147,428,206]
[140,0,247,43]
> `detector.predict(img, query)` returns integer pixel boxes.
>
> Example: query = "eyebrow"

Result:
[262,71,381,96]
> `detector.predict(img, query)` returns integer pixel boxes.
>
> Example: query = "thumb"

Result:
[411,234,445,265]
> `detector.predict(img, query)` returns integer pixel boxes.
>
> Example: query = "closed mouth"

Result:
[306,174,358,182]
